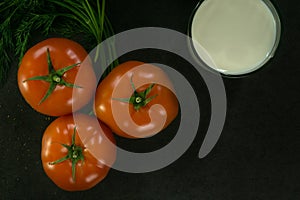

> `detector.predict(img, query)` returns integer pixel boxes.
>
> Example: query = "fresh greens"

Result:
[0,0,118,87]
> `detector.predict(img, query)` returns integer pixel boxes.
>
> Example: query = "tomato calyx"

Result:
[49,127,84,182]
[23,48,82,104]
[113,76,157,111]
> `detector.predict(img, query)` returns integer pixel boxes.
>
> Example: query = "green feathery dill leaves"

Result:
[0,0,118,87]
[15,13,57,63]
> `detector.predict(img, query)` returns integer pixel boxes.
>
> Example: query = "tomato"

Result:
[18,38,96,116]
[94,61,179,138]
[41,114,116,191]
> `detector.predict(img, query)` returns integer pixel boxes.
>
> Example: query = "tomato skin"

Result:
[41,114,116,191]
[18,38,96,116]
[94,61,179,138]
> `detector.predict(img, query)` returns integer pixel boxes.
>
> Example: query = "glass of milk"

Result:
[188,0,281,76]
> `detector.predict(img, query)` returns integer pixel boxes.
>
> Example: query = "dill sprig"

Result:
[15,13,57,63]
[0,0,118,87]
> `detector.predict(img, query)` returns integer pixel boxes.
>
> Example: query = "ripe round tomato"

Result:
[18,38,96,116]
[94,61,179,138]
[41,114,116,191]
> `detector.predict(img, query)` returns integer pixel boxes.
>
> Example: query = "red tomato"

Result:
[94,61,179,138]
[41,114,116,191]
[18,38,96,116]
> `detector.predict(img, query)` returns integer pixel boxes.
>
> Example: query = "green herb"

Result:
[0,0,118,87]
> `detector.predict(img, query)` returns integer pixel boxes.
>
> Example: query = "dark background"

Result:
[1,0,300,199]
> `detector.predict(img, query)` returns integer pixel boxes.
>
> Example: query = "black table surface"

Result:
[1,0,300,199]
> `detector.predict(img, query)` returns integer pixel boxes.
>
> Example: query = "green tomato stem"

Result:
[23,48,81,104]
[113,75,158,111]
[52,75,61,83]
[49,127,84,182]
[135,96,142,104]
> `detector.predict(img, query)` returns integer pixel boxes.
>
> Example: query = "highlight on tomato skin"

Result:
[41,114,116,191]
[94,60,179,139]
[17,38,97,117]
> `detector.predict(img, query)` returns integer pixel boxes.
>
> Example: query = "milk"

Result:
[190,0,280,75]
